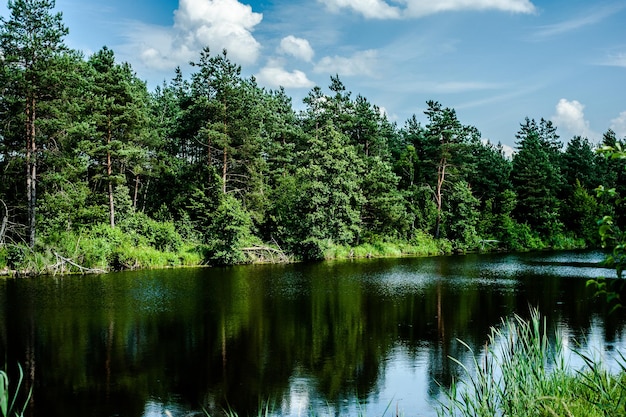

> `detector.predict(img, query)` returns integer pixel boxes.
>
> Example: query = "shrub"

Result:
[120,212,183,252]
[298,237,329,261]
[0,247,6,269]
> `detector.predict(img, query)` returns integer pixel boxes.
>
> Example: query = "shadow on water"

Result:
[0,249,623,417]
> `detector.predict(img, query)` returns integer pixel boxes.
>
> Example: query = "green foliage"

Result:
[4,244,27,270]
[119,212,183,252]
[564,181,601,244]
[205,194,254,265]
[587,143,626,311]
[499,218,545,251]
[442,180,480,250]
[511,120,562,237]
[0,3,623,269]
[293,120,365,250]
[360,156,410,239]
[401,185,437,235]
[324,231,450,260]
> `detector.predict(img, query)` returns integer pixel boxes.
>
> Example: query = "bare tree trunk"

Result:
[0,199,8,246]
[222,102,228,194]
[434,156,446,239]
[132,174,140,210]
[142,178,150,213]
[222,146,227,194]
[107,117,115,228]
[207,130,212,170]
[26,96,37,248]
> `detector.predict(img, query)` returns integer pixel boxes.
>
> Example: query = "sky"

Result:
[2,0,625,152]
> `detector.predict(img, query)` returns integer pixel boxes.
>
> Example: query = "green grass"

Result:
[324,232,451,260]
[438,309,626,417]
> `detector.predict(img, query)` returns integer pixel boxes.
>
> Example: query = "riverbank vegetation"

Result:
[438,309,626,417]
[1,1,625,274]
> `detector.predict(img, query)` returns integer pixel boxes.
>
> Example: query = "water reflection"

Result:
[0,250,623,417]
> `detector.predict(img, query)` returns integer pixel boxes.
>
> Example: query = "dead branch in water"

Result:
[50,252,107,275]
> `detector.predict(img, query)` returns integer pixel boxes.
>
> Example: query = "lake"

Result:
[0,250,624,417]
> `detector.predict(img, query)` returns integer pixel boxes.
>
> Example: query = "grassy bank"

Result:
[0,218,591,275]
[324,231,452,260]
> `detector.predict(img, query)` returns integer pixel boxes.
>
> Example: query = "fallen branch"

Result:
[241,246,290,263]
[0,199,7,247]
[51,252,107,275]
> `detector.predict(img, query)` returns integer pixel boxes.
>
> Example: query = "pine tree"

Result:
[511,120,561,236]
[0,0,69,247]
[84,47,151,227]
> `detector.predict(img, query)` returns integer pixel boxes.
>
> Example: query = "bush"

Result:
[204,195,254,265]
[119,212,183,252]
[5,244,26,270]
[500,218,545,251]
[0,247,6,269]
[297,237,329,261]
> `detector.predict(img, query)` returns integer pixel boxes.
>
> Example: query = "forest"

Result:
[0,0,625,274]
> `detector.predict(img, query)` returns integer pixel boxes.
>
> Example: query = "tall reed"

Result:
[437,309,626,417]
[0,365,30,417]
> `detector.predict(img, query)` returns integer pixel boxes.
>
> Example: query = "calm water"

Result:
[0,250,624,417]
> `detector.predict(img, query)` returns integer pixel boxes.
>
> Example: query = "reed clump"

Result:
[438,309,626,417]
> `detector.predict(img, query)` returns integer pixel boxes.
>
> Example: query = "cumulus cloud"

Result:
[314,50,378,77]
[278,36,315,62]
[318,0,535,19]
[611,111,626,138]
[126,0,262,71]
[551,99,598,140]
[255,58,315,89]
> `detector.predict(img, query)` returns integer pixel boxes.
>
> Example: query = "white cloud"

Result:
[314,50,378,77]
[125,0,262,71]
[551,99,598,140]
[404,0,536,17]
[318,0,401,19]
[532,3,625,39]
[482,139,515,159]
[417,81,502,94]
[255,58,315,89]
[278,36,315,62]
[318,0,535,19]
[611,111,626,138]
[602,52,626,68]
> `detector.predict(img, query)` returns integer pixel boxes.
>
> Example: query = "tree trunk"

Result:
[133,174,140,210]
[222,146,227,194]
[222,103,228,194]
[107,117,115,228]
[26,96,37,248]
[434,156,446,239]
[0,199,8,246]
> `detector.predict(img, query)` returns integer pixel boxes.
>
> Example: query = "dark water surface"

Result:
[1,250,624,417]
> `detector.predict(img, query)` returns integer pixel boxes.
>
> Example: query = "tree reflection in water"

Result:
[0,250,621,417]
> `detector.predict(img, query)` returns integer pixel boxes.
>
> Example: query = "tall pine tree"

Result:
[0,0,68,247]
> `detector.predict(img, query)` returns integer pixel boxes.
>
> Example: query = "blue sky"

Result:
[2,0,625,151]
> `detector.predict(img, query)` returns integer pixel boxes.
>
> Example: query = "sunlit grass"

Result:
[324,232,451,260]
[438,309,626,417]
